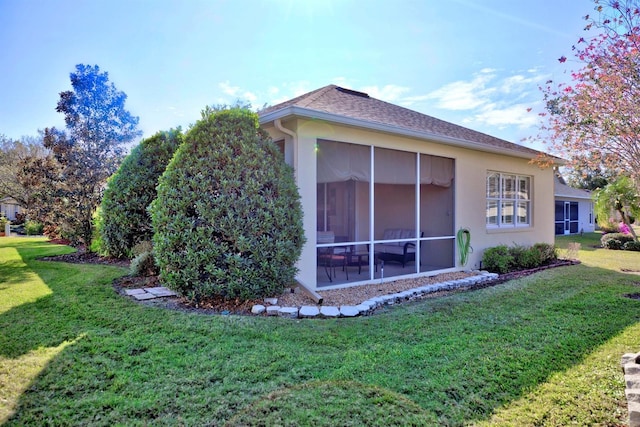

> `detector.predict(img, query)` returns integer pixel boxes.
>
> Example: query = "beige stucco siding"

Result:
[263,118,555,288]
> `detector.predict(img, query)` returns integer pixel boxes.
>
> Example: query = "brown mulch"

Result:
[41,249,580,315]
[41,251,130,268]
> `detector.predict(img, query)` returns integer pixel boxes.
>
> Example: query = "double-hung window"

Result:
[486,171,531,228]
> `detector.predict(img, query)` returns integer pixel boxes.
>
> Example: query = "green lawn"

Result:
[1,235,639,426]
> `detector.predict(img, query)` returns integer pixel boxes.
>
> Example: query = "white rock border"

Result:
[622,352,640,427]
[252,271,499,319]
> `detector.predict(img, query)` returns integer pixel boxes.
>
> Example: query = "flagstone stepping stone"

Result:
[144,287,177,297]
[124,288,147,296]
[132,292,158,300]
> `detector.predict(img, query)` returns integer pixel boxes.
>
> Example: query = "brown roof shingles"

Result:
[260,84,544,157]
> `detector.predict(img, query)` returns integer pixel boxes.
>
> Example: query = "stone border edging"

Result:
[622,352,640,426]
[250,271,499,319]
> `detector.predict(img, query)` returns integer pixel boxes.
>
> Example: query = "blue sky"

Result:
[0,0,593,150]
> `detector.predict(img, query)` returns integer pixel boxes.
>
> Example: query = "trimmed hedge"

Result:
[482,245,513,274]
[601,232,635,250]
[99,129,182,258]
[150,108,304,302]
[482,242,558,274]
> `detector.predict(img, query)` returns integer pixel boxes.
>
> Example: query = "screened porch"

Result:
[315,139,456,288]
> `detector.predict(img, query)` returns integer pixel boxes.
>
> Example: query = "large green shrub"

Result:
[150,108,305,302]
[99,129,182,258]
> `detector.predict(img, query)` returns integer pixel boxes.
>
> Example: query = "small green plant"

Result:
[623,240,640,251]
[482,245,514,274]
[509,244,543,269]
[90,208,107,255]
[130,240,153,258]
[129,250,158,277]
[533,242,558,264]
[24,220,43,236]
[0,215,8,229]
[601,232,635,250]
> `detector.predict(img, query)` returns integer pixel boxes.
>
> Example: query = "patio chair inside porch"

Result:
[317,231,349,282]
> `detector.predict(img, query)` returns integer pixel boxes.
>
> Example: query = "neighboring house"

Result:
[553,174,595,235]
[258,85,557,290]
[0,197,21,221]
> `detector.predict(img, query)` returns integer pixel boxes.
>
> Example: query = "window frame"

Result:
[486,171,532,229]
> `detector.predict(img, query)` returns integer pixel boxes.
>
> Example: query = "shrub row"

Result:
[601,233,640,251]
[99,108,305,302]
[482,243,558,274]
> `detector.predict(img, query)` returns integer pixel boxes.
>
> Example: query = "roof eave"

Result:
[260,106,554,162]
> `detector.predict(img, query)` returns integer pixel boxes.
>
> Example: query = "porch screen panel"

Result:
[419,239,455,271]
[316,140,370,240]
[420,154,454,238]
[419,154,455,273]
[374,148,416,237]
[374,148,417,278]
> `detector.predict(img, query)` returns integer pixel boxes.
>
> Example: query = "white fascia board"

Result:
[259,106,553,161]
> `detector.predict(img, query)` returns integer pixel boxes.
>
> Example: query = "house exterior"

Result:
[553,174,595,235]
[0,197,21,221]
[258,85,557,290]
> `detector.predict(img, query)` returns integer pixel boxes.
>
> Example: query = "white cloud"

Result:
[424,72,497,111]
[467,102,539,129]
[219,81,240,97]
[217,81,258,106]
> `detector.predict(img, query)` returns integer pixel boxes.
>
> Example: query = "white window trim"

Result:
[486,171,532,229]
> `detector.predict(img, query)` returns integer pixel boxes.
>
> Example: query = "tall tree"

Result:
[0,134,48,209]
[537,0,640,187]
[563,153,614,190]
[29,64,141,246]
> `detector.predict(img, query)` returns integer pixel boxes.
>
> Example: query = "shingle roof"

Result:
[259,84,546,158]
[554,174,592,199]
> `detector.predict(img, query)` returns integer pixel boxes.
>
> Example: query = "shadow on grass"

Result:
[1,237,640,425]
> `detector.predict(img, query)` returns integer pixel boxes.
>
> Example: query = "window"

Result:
[486,171,531,228]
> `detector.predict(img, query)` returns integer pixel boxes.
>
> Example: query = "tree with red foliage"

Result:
[537,0,640,187]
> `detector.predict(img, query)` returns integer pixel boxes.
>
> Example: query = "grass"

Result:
[1,234,639,425]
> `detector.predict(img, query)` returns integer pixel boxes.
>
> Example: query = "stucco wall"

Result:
[263,118,556,287]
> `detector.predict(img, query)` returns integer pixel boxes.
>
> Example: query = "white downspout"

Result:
[274,119,298,178]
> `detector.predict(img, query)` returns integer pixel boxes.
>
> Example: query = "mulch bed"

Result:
[41,249,581,315]
[41,251,130,268]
